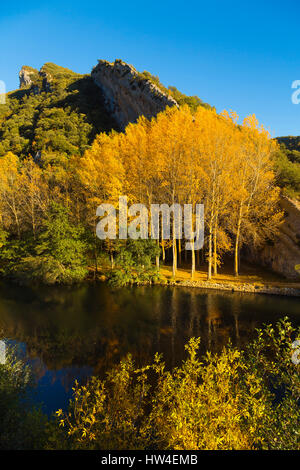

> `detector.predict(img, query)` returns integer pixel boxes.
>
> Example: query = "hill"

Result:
[0,58,298,284]
[276,135,300,152]
[0,60,212,160]
[274,136,300,199]
[0,63,115,159]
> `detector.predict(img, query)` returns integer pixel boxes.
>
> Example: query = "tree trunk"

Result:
[234,203,243,276]
[94,244,98,279]
[14,211,21,239]
[196,248,200,267]
[110,252,114,269]
[31,198,36,240]
[172,236,177,278]
[191,238,195,279]
[234,235,239,276]
[207,227,212,280]
[161,223,165,262]
[178,239,182,266]
[213,223,217,276]
[32,217,36,240]
[172,201,177,278]
[172,219,177,279]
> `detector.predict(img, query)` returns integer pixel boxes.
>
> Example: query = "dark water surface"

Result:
[0,281,299,414]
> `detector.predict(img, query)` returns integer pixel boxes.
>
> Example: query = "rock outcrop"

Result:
[247,197,300,279]
[91,59,178,130]
[19,63,79,93]
[18,60,178,128]
[19,66,39,88]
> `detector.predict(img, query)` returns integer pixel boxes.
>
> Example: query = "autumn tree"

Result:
[20,158,48,238]
[0,152,23,238]
[229,116,282,276]
[78,131,124,270]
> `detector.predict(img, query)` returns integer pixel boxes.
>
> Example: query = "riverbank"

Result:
[95,265,300,296]
[162,278,300,296]
[158,265,300,297]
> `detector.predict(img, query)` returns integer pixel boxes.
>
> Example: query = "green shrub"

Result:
[0,347,48,449]
[53,318,300,450]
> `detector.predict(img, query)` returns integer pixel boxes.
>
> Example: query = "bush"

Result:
[13,255,88,285]
[0,347,48,449]
[274,146,300,199]
[107,239,161,286]
[53,318,300,450]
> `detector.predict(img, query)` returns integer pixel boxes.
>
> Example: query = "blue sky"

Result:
[0,0,299,136]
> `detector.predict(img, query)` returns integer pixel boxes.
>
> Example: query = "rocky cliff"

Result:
[247,197,300,279]
[19,63,82,94]
[91,59,178,130]
[19,66,39,88]
[18,60,194,131]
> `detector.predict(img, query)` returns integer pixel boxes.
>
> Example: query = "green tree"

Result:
[16,203,88,284]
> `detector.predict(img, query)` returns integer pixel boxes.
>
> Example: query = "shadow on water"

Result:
[0,281,299,414]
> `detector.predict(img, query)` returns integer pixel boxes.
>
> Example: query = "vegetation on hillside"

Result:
[277,135,300,151]
[274,137,300,199]
[0,62,212,161]
[139,69,213,111]
[0,103,283,284]
[0,61,291,285]
[80,106,282,280]
[0,63,115,158]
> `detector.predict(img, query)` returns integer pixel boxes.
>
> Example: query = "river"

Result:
[0,281,299,414]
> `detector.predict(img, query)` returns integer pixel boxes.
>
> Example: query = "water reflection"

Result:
[0,281,299,413]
